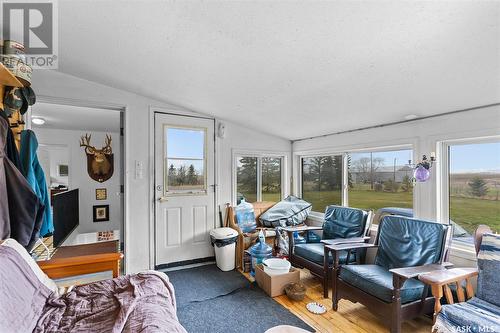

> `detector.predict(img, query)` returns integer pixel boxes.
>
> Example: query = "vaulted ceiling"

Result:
[54,0,500,140]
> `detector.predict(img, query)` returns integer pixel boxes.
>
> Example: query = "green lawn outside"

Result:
[262,192,281,202]
[450,196,500,233]
[303,189,412,213]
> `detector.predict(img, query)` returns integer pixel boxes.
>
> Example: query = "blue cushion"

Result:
[322,205,368,240]
[477,233,500,307]
[294,243,352,265]
[436,297,500,333]
[375,216,447,269]
[339,264,426,304]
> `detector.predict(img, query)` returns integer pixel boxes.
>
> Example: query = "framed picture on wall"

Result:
[95,188,107,200]
[58,164,69,177]
[93,205,109,222]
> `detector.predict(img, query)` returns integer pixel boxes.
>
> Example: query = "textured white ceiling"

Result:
[54,0,500,140]
[31,103,121,132]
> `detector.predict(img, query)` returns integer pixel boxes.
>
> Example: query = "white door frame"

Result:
[35,95,128,269]
[149,106,217,269]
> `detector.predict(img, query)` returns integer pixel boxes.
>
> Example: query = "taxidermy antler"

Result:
[80,133,96,154]
[80,133,114,182]
[102,134,112,154]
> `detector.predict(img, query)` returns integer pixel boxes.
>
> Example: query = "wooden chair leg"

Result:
[323,246,329,298]
[456,280,465,302]
[431,284,443,323]
[391,276,403,333]
[331,249,340,311]
[465,278,475,299]
[323,273,329,298]
[443,285,454,305]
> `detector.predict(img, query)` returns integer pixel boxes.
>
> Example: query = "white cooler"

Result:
[210,227,239,271]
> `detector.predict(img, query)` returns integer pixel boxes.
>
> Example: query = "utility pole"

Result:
[370,152,373,190]
[393,158,397,183]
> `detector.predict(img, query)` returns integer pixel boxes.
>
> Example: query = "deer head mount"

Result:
[80,133,114,183]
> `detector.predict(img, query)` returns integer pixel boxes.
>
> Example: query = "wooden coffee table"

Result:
[38,240,123,279]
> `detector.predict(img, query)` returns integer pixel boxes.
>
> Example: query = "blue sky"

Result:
[166,128,205,173]
[450,142,500,173]
[166,128,205,159]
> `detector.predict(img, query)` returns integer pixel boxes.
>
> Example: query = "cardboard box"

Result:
[255,264,300,297]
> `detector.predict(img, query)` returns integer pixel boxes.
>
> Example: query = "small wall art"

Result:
[95,188,107,200]
[93,205,109,222]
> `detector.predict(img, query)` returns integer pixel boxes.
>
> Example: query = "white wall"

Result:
[41,146,69,186]
[33,69,292,273]
[35,128,122,234]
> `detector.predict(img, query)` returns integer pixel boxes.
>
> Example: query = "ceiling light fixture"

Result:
[404,114,418,120]
[32,117,46,125]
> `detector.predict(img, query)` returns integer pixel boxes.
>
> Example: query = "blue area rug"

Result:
[166,264,249,307]
[165,264,313,333]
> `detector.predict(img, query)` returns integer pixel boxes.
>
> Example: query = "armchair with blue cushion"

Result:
[419,226,500,333]
[326,215,452,333]
[285,205,372,298]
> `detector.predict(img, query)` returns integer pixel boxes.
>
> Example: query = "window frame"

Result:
[163,124,208,196]
[299,152,347,217]
[298,144,414,217]
[232,149,288,205]
[437,135,500,234]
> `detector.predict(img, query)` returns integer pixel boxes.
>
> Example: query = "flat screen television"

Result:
[52,189,79,248]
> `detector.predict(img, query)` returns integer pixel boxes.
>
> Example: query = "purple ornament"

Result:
[414,165,430,182]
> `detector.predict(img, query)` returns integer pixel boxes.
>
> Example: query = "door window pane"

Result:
[237,157,258,203]
[449,142,500,239]
[348,149,413,212]
[302,155,342,213]
[262,157,282,202]
[165,127,206,193]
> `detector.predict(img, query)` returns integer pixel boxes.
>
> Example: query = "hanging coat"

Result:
[0,110,22,171]
[20,129,53,238]
[0,118,44,249]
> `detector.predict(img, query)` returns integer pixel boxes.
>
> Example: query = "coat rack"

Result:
[0,62,25,149]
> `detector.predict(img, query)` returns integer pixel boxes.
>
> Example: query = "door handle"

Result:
[158,196,168,203]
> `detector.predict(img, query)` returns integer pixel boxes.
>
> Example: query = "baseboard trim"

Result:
[155,256,215,271]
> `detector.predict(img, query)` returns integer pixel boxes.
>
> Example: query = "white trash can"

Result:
[210,227,239,271]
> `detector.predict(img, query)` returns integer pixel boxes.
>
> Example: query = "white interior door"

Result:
[154,113,216,267]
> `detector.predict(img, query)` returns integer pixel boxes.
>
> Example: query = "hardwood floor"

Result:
[243,269,433,333]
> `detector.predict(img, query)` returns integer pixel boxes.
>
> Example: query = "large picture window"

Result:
[448,141,500,240]
[348,149,413,211]
[301,155,343,213]
[236,155,284,204]
[300,148,413,215]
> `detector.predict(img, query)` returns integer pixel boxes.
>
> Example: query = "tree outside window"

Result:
[236,156,283,204]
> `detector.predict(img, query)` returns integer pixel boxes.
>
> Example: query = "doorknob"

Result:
[158,196,168,203]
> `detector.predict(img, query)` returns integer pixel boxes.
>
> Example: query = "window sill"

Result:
[449,240,477,262]
[306,214,324,226]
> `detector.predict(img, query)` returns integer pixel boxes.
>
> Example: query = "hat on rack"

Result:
[3,86,36,116]
[3,87,24,116]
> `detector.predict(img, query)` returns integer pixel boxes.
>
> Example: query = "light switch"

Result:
[135,160,144,179]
